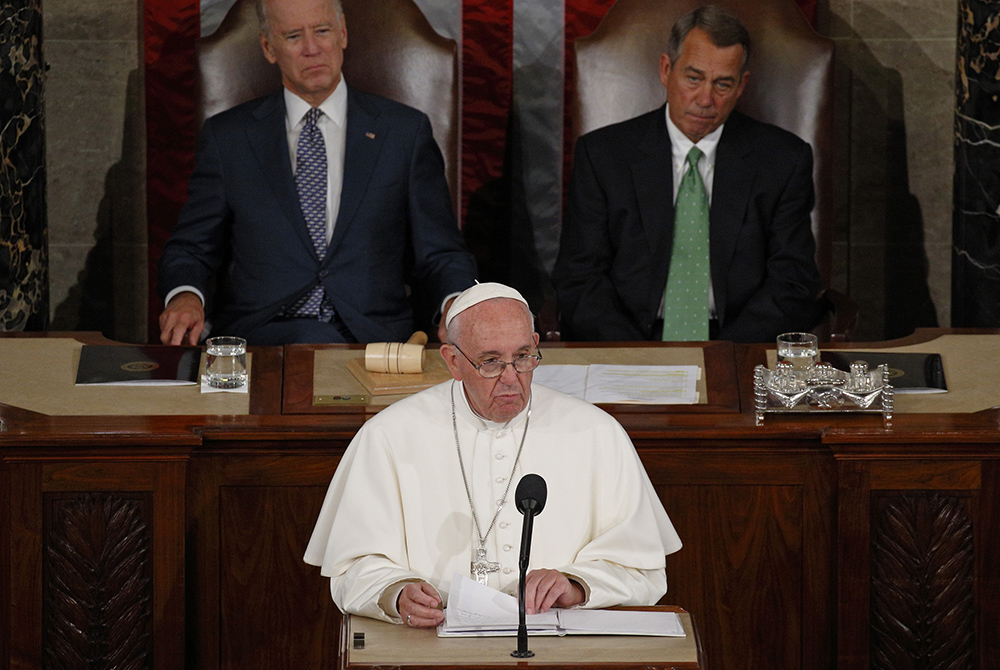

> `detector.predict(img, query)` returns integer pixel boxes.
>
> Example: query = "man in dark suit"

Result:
[158,0,476,346]
[553,5,820,343]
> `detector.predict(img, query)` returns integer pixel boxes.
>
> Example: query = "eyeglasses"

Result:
[451,344,542,378]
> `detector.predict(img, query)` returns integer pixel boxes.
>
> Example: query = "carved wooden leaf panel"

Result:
[43,493,153,670]
[870,492,975,670]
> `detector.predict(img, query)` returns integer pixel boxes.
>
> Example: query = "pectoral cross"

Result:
[471,546,499,585]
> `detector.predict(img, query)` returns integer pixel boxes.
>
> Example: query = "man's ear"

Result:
[440,344,464,381]
[338,14,348,49]
[658,53,672,90]
[260,33,278,64]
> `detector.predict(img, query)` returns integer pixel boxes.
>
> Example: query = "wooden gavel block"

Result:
[364,332,428,374]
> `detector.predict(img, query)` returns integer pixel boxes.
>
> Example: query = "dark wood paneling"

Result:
[7,331,1000,670]
[6,458,185,670]
[869,460,981,490]
[247,346,285,415]
[43,492,154,669]
[220,486,340,670]
[838,457,994,670]
[643,450,834,670]
[869,492,975,670]
[661,485,802,669]
[187,454,343,670]
[837,462,871,670]
[1,460,8,670]
[8,461,44,670]
[979,461,1000,667]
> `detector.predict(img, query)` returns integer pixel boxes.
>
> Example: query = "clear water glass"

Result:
[775,332,819,371]
[205,336,247,389]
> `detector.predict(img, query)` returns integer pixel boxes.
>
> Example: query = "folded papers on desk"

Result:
[532,364,701,404]
[75,345,200,386]
[821,351,947,394]
[437,574,685,637]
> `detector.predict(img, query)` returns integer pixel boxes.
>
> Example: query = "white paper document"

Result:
[532,364,700,404]
[437,574,685,638]
[585,364,700,404]
[530,365,590,400]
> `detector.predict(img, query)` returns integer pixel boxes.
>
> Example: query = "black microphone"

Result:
[515,474,547,568]
[512,474,546,659]
[515,473,547,514]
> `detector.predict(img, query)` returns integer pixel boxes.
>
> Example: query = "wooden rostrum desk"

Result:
[1,329,999,670]
[339,607,702,669]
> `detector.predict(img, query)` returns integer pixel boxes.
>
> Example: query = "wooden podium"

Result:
[6,330,1000,669]
[339,607,703,669]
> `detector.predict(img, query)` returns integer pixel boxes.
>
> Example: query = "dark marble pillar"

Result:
[0,0,49,331]
[953,0,1000,326]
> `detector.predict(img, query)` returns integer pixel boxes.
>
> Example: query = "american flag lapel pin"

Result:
[365,132,376,139]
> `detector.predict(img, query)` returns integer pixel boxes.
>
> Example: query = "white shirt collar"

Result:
[452,380,531,433]
[283,79,348,129]
[664,104,724,169]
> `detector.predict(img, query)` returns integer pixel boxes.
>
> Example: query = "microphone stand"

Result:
[512,507,536,658]
[511,473,546,659]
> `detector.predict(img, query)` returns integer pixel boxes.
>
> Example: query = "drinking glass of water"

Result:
[205,336,247,389]
[775,332,819,371]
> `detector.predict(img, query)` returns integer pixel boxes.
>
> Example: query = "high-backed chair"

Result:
[188,0,461,337]
[571,0,857,341]
[195,0,460,213]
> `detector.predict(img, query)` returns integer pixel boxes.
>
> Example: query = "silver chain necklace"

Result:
[451,380,532,585]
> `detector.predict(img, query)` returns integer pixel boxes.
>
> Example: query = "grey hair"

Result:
[666,5,751,74]
[256,0,344,36]
[446,299,536,348]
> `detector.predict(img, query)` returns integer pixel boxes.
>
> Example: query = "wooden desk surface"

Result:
[4,329,1000,446]
[341,608,701,669]
[282,340,740,415]
[0,332,284,418]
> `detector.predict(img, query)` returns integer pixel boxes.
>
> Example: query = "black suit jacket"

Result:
[553,107,820,343]
[158,86,477,343]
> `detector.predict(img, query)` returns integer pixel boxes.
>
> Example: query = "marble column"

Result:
[0,0,49,330]
[953,0,1000,326]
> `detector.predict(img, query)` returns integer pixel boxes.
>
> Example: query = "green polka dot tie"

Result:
[661,146,710,341]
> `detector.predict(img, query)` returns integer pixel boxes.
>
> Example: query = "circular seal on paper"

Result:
[121,361,159,372]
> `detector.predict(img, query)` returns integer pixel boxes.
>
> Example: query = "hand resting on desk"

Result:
[398,582,444,628]
[398,569,585,628]
[524,568,585,614]
[160,291,205,346]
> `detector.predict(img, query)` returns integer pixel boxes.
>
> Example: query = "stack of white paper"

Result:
[531,364,700,404]
[437,574,685,638]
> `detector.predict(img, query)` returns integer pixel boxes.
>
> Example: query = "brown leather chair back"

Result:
[195,0,460,211]
[572,0,834,287]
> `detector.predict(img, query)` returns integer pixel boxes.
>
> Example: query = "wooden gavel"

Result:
[364,332,427,374]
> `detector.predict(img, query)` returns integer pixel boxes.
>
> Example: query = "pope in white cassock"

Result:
[304,282,682,628]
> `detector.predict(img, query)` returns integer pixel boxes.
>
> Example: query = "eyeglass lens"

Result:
[479,355,539,377]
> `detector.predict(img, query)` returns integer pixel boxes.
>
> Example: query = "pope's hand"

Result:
[523,568,585,614]
[398,582,444,628]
